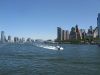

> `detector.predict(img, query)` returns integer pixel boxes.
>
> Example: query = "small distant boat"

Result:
[33,41,64,50]
[40,45,63,50]
[56,46,64,50]
[35,44,64,50]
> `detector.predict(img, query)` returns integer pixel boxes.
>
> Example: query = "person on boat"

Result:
[56,46,61,50]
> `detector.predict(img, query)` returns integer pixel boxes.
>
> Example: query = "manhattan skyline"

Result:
[0,0,100,40]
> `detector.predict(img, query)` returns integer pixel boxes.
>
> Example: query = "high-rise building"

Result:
[8,35,11,42]
[75,25,81,40]
[70,27,77,40]
[22,37,25,43]
[1,31,5,43]
[19,37,25,43]
[62,30,64,41]
[64,30,67,41]
[62,30,65,41]
[27,38,32,43]
[66,30,69,40]
[87,26,93,38]
[57,27,62,41]
[62,30,67,41]
[89,26,93,34]
[88,26,93,34]
[14,37,19,43]
[93,27,98,38]
[80,29,86,39]
[97,13,100,38]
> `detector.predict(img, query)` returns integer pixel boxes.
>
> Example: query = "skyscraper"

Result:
[57,27,62,41]
[87,26,93,38]
[97,13,100,38]
[62,30,67,41]
[80,29,86,39]
[89,26,93,34]
[62,30,64,41]
[14,37,19,43]
[66,30,69,40]
[93,27,98,38]
[8,35,11,42]
[70,27,77,40]
[75,25,81,40]
[1,31,5,43]
[64,30,67,41]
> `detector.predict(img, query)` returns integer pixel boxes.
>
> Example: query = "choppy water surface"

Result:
[0,43,100,75]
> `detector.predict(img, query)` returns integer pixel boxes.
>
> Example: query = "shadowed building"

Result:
[62,30,64,41]
[87,26,94,39]
[63,30,68,41]
[66,30,69,40]
[97,13,100,38]
[80,29,86,40]
[62,30,67,41]
[70,27,77,40]
[57,27,62,41]
[1,31,5,43]
[93,27,98,38]
[14,37,19,43]
[8,35,11,42]
[64,30,67,41]
[75,25,81,40]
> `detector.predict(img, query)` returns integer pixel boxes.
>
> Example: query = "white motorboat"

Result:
[56,46,63,50]
[33,41,64,50]
[36,44,64,50]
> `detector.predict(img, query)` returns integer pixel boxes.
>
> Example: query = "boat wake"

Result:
[36,44,64,50]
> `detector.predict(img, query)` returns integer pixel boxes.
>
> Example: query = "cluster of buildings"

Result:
[57,13,100,43]
[1,13,100,44]
[0,31,33,43]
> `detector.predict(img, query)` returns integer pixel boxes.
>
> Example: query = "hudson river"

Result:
[0,43,100,75]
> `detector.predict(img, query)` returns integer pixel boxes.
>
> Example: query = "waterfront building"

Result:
[27,38,32,43]
[87,26,93,38]
[93,27,98,38]
[19,38,25,43]
[66,30,69,40]
[8,35,11,42]
[80,29,85,33]
[62,30,67,41]
[75,25,81,40]
[89,26,93,34]
[80,29,86,40]
[70,27,77,40]
[97,13,100,38]
[64,30,67,40]
[88,26,93,35]
[62,30,64,41]
[82,32,86,40]
[14,37,19,43]
[22,37,25,43]
[1,31,5,43]
[57,27,62,41]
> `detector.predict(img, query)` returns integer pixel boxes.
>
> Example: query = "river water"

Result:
[0,43,100,75]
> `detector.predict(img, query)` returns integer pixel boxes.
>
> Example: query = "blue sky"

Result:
[0,0,100,40]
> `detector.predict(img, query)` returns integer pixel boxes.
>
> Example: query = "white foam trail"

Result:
[36,44,64,50]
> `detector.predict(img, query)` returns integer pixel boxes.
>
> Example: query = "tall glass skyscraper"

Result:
[97,13,100,38]
[57,27,62,41]
[1,31,5,43]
